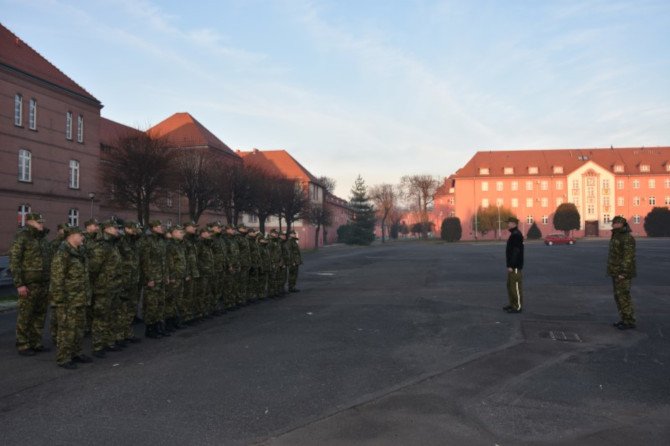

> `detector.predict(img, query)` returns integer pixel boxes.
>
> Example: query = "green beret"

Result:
[124,220,137,229]
[611,216,627,224]
[148,219,162,228]
[183,220,198,228]
[100,219,118,229]
[84,218,99,227]
[56,223,68,231]
[63,225,83,237]
[506,217,519,224]
[26,213,45,223]
[171,224,185,231]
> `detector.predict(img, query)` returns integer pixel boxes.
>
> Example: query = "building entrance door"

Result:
[585,220,599,237]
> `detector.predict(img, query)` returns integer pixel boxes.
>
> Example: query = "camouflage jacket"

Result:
[50,235,64,257]
[258,242,271,273]
[225,235,241,270]
[236,235,251,269]
[118,233,141,287]
[184,233,200,279]
[196,238,214,278]
[166,238,188,280]
[211,234,227,273]
[288,238,303,266]
[280,240,290,267]
[267,238,283,269]
[607,226,636,278]
[88,232,123,293]
[9,226,51,287]
[49,241,91,307]
[247,235,261,270]
[140,232,167,285]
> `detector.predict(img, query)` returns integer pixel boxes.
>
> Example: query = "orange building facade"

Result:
[437,147,670,240]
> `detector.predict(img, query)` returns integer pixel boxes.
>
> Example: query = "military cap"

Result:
[506,217,519,224]
[183,220,198,228]
[84,218,99,227]
[148,219,162,228]
[124,220,138,229]
[611,216,627,224]
[270,229,279,235]
[26,212,45,223]
[100,219,118,229]
[63,225,83,237]
[56,223,68,231]
[209,220,223,228]
[259,237,269,244]
[171,224,185,231]
[237,225,248,233]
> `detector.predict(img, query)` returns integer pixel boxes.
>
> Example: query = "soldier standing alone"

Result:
[503,217,524,314]
[608,216,637,330]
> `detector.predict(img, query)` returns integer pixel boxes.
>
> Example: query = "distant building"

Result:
[0,23,102,252]
[439,147,670,239]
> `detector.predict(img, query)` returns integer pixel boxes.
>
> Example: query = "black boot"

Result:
[145,324,160,339]
[158,321,171,337]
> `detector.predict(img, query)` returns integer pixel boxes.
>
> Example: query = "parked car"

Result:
[0,256,13,287]
[544,233,576,246]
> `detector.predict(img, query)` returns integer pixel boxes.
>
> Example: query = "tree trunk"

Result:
[323,228,328,245]
[381,221,386,243]
[314,224,321,250]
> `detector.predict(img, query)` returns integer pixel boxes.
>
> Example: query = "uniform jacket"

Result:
[88,232,123,293]
[9,226,51,287]
[49,242,91,307]
[196,238,214,278]
[236,235,251,269]
[210,234,227,273]
[607,225,636,278]
[118,233,141,288]
[506,227,524,270]
[140,232,167,285]
[247,235,261,270]
[225,235,241,270]
[288,239,303,267]
[184,233,201,279]
[166,238,188,280]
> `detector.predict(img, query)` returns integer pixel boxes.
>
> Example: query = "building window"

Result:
[68,160,80,189]
[14,94,23,126]
[496,198,503,207]
[28,98,37,130]
[448,197,454,205]
[603,196,610,207]
[540,197,547,208]
[17,204,31,227]
[511,198,518,208]
[632,179,640,189]
[481,198,489,208]
[573,196,580,206]
[553,166,563,174]
[633,196,640,206]
[248,214,258,223]
[479,167,489,175]
[541,215,548,224]
[77,114,84,143]
[555,180,563,190]
[665,196,670,206]
[572,180,579,190]
[526,198,533,208]
[649,179,656,189]
[481,181,489,192]
[528,166,538,174]
[526,215,534,224]
[511,181,518,191]
[587,204,595,214]
[539,181,547,191]
[67,208,79,226]
[556,197,564,207]
[504,167,514,175]
[617,180,624,190]
[496,181,503,192]
[640,164,650,172]
[665,178,670,189]
[617,197,624,206]
[66,112,73,140]
[166,192,173,208]
[526,181,533,191]
[614,165,624,173]
[602,179,609,190]
[603,214,611,224]
[649,196,656,205]
[18,149,32,182]
[633,215,641,224]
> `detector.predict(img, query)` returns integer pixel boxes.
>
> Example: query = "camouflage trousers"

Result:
[223,271,236,309]
[143,284,166,325]
[288,265,299,291]
[122,284,141,339]
[180,278,196,322]
[49,303,58,345]
[274,267,288,294]
[237,269,249,305]
[165,279,182,320]
[193,277,208,318]
[110,293,126,344]
[55,304,85,365]
[612,276,635,324]
[16,282,48,351]
[213,269,225,307]
[256,272,269,299]
[91,291,116,351]
[247,268,259,300]
[506,269,523,311]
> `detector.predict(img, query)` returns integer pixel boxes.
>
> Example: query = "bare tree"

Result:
[401,174,440,239]
[175,149,223,223]
[305,203,333,250]
[217,164,252,225]
[370,184,399,243]
[101,131,175,225]
[246,166,284,233]
[276,179,310,234]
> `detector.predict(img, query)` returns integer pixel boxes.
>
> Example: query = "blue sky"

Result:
[3,0,670,197]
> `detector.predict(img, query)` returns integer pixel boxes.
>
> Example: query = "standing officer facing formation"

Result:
[608,216,637,330]
[503,216,524,314]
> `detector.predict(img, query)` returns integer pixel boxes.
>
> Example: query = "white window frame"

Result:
[528,166,538,174]
[17,204,31,227]
[633,196,640,206]
[540,181,548,191]
[18,149,32,182]
[479,167,489,175]
[617,197,624,206]
[69,160,80,189]
[504,167,514,175]
[632,179,640,189]
[603,214,610,224]
[555,180,563,190]
[526,198,533,208]
[633,215,641,224]
[614,165,624,173]
[68,208,79,226]
[526,215,534,224]
[77,114,84,143]
[541,197,548,208]
[649,196,656,205]
[496,181,503,192]
[481,198,489,208]
[511,198,518,208]
[640,164,650,172]
[526,181,533,191]
[665,196,670,206]
[66,111,73,140]
[617,180,624,190]
[649,179,656,189]
[28,98,37,130]
[14,94,23,126]
[511,181,518,191]
[541,215,548,224]
[496,198,503,207]
[481,181,489,192]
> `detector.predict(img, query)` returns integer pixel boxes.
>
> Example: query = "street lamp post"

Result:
[497,205,501,239]
[88,192,95,218]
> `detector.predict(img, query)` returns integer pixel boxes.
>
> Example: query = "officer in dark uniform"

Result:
[503,216,524,313]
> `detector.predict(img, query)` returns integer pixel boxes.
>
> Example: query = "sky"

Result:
[3,0,670,198]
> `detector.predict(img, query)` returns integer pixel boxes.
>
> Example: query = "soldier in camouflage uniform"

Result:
[83,218,101,334]
[88,220,124,357]
[267,230,284,298]
[287,230,303,293]
[235,225,251,305]
[279,232,290,295]
[182,221,200,324]
[608,216,637,330]
[10,213,52,356]
[209,222,228,314]
[166,225,188,330]
[247,228,261,302]
[118,221,142,344]
[257,234,271,299]
[196,227,215,318]
[140,220,169,338]
[224,225,241,310]
[50,226,92,369]
[49,223,67,345]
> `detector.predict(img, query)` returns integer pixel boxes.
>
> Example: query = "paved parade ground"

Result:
[0,238,669,445]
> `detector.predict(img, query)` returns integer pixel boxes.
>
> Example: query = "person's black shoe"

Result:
[72,354,93,364]
[507,308,522,313]
[105,344,121,352]
[502,305,512,312]
[289,288,300,293]
[33,346,51,353]
[59,361,78,370]
[612,321,625,328]
[18,348,36,357]
[617,322,636,330]
[126,336,142,344]
[92,349,106,358]
[115,340,128,348]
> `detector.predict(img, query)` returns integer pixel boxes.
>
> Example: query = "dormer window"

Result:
[528,166,538,175]
[640,164,650,172]
[504,167,514,175]
[553,166,563,174]
[479,167,489,175]
[614,164,624,173]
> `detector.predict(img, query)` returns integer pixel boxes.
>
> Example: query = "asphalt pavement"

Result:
[0,238,668,445]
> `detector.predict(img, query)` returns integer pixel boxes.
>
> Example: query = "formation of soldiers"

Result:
[9,213,303,369]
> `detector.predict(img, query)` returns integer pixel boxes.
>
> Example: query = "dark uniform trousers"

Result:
[506,268,523,311]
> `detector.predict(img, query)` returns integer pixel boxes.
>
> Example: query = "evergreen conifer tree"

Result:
[343,175,376,245]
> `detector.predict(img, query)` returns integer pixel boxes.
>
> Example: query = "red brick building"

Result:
[438,147,670,240]
[0,24,102,252]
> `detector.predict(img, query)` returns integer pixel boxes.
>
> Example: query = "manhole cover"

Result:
[541,330,583,342]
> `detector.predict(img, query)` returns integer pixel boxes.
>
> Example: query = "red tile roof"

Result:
[237,149,319,183]
[99,117,144,147]
[454,147,670,178]
[148,112,238,159]
[0,23,100,104]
